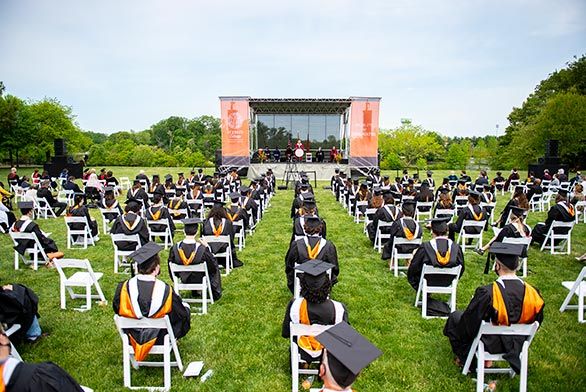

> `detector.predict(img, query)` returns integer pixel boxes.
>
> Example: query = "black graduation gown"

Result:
[443,278,544,373]
[407,238,465,291]
[67,204,98,238]
[381,218,422,260]
[145,205,176,235]
[202,218,242,266]
[531,202,575,245]
[110,213,150,250]
[291,215,328,243]
[11,218,58,255]
[285,236,339,293]
[126,188,149,208]
[100,199,123,221]
[226,205,249,231]
[367,205,402,244]
[497,198,519,229]
[167,198,188,220]
[147,183,165,199]
[495,223,531,258]
[135,173,150,188]
[448,204,487,241]
[0,284,39,343]
[241,197,259,224]
[4,359,84,392]
[167,241,222,300]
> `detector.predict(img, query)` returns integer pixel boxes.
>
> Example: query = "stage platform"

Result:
[248,163,348,182]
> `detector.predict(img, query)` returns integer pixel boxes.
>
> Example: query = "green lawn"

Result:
[0,167,584,391]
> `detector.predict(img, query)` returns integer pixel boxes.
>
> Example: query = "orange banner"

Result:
[349,98,380,167]
[220,98,250,166]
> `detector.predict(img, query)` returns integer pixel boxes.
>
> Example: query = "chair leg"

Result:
[14,251,19,270]
[163,338,171,391]
[202,283,207,315]
[422,287,428,318]
[579,289,584,323]
[86,285,92,310]
[60,283,66,309]
[476,344,485,392]
[123,341,131,388]
[519,346,528,392]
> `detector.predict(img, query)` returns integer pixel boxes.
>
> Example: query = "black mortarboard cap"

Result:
[510,206,527,218]
[316,322,382,388]
[181,218,202,227]
[164,174,173,181]
[129,242,163,266]
[133,179,141,185]
[439,188,450,194]
[468,190,481,198]
[302,200,317,209]
[240,186,250,194]
[18,201,34,209]
[426,217,450,233]
[229,192,240,200]
[295,259,334,288]
[302,193,315,201]
[373,187,382,196]
[557,188,568,198]
[489,242,524,270]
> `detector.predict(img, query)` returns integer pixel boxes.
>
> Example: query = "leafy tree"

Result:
[378,124,442,168]
[445,142,468,169]
[0,94,30,166]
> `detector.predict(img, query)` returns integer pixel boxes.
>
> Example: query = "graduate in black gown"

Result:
[291,199,327,243]
[66,194,99,240]
[0,283,42,343]
[381,200,422,260]
[113,242,190,362]
[495,187,528,229]
[367,191,401,245]
[407,218,465,316]
[147,175,165,201]
[10,202,61,261]
[285,216,339,293]
[167,218,222,301]
[110,199,150,250]
[447,191,487,241]
[443,242,544,373]
[202,202,243,267]
[240,186,259,226]
[291,183,313,219]
[0,327,84,391]
[126,179,149,209]
[99,187,123,222]
[282,260,349,362]
[531,189,575,246]
[226,192,249,232]
[145,191,176,237]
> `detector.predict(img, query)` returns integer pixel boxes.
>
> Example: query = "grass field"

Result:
[0,166,585,391]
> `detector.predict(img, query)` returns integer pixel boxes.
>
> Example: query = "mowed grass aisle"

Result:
[0,173,585,390]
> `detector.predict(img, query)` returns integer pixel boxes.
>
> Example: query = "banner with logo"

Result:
[220,97,250,166]
[349,97,380,167]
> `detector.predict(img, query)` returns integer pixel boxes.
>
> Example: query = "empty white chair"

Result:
[147,219,173,249]
[114,315,183,391]
[232,219,246,251]
[201,235,233,275]
[390,237,422,277]
[65,216,97,249]
[528,194,542,212]
[415,202,434,221]
[111,234,141,273]
[539,221,575,255]
[503,237,532,278]
[457,220,486,252]
[119,177,131,190]
[462,321,540,392]
[9,231,48,271]
[559,266,586,323]
[414,264,462,319]
[53,258,107,311]
[289,323,333,392]
[5,324,22,361]
[169,263,214,315]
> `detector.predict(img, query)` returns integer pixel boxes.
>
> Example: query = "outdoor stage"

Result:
[248,162,347,182]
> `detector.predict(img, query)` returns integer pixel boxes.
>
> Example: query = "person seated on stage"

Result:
[368,191,401,245]
[273,147,281,162]
[127,179,149,208]
[285,216,339,293]
[135,169,150,188]
[448,190,487,241]
[0,283,43,343]
[328,145,338,163]
[66,194,99,242]
[495,186,529,229]
[0,326,85,391]
[433,189,454,219]
[168,218,222,301]
[313,321,382,392]
[443,242,544,372]
[226,192,249,232]
[282,260,348,362]
[292,199,327,242]
[381,200,422,260]
[0,200,16,233]
[316,147,325,163]
[10,201,63,262]
[415,183,434,211]
[202,201,243,268]
[145,191,176,236]
[113,242,191,361]
[408,218,465,316]
[37,179,67,217]
[531,189,575,246]
[62,176,82,193]
[167,190,188,220]
[110,199,150,250]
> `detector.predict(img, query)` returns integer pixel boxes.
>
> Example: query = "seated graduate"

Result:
[145,190,176,236]
[126,179,149,208]
[186,181,203,201]
[452,179,469,205]
[354,182,372,215]
[402,179,417,196]
[163,174,176,196]
[407,218,465,316]
[292,199,327,243]
[105,170,119,187]
[110,199,150,250]
[291,182,313,218]
[443,243,544,372]
[414,182,434,210]
[11,201,63,261]
[135,169,150,189]
[381,200,422,260]
[448,190,487,241]
[167,189,189,220]
[285,216,339,293]
[294,174,314,197]
[460,170,472,183]
[37,179,67,217]
[491,171,506,190]
[504,168,521,190]
[202,201,243,267]
[167,218,222,301]
[433,189,454,218]
[435,177,451,198]
[62,176,82,193]
[66,194,99,242]
[314,321,382,392]
[176,172,187,188]
[226,191,249,231]
[526,178,543,202]
[0,283,43,343]
[367,191,401,245]
[147,175,165,200]
[531,189,575,246]
[113,243,191,361]
[391,177,403,195]
[495,186,529,228]
[282,260,349,362]
[100,186,123,221]
[0,326,84,392]
[240,186,259,225]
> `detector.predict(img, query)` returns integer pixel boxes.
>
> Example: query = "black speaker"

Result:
[545,139,559,158]
[54,138,66,156]
[538,157,545,164]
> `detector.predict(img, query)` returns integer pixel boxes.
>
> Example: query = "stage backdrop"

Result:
[220,97,250,166]
[349,97,380,167]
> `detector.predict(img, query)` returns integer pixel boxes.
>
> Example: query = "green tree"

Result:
[0,94,30,166]
[445,142,468,169]
[378,124,442,168]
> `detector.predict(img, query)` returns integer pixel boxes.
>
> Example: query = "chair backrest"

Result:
[10,231,47,259]
[114,315,174,341]
[478,320,539,339]
[434,208,454,218]
[289,322,333,341]
[169,263,207,286]
[416,201,434,209]
[421,264,462,286]
[147,219,170,229]
[65,216,90,226]
[111,233,141,249]
[503,237,532,247]
[394,237,422,247]
[201,235,231,249]
[462,220,486,229]
[550,220,575,229]
[53,258,95,281]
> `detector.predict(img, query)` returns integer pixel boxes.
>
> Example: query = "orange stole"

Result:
[492,282,544,326]
[436,249,451,266]
[212,221,223,237]
[402,223,415,240]
[178,248,195,265]
[0,363,5,392]
[227,211,239,222]
[298,299,323,352]
[306,241,320,259]
[471,209,484,221]
[150,208,162,220]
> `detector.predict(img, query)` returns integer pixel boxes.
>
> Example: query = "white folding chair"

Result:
[168,208,188,227]
[120,177,131,190]
[293,263,332,300]
[503,237,532,278]
[415,202,434,221]
[495,181,506,196]
[539,192,554,211]
[574,201,586,224]
[5,324,22,361]
[390,237,422,277]
[232,219,246,251]
[480,202,497,225]
[201,235,233,275]
[111,234,141,273]
[186,199,204,220]
[65,216,97,249]
[169,263,214,315]
[363,208,377,234]
[434,208,455,222]
[114,315,183,391]
[9,231,48,271]
[354,201,368,224]
[454,196,468,213]
[528,194,542,212]
[508,179,520,193]
[414,264,462,319]
[457,220,486,252]
[57,189,75,206]
[99,207,120,234]
[289,323,333,392]
[559,266,586,323]
[147,219,173,249]
[35,197,57,219]
[374,221,394,253]
[462,321,540,392]
[539,221,575,255]
[53,258,107,311]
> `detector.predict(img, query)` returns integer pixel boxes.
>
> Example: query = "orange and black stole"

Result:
[298,299,323,352]
[492,282,544,325]
[117,281,173,361]
[306,239,321,259]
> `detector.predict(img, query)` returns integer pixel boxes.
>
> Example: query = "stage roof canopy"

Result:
[248,98,352,114]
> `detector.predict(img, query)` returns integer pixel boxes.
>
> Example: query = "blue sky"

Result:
[1,0,584,137]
